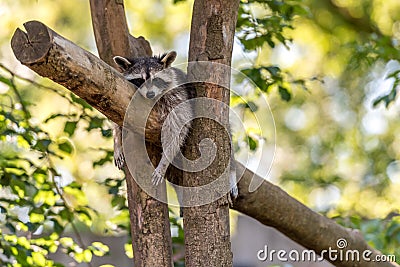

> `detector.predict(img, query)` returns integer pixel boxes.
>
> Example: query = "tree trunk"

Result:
[88,2,173,267]
[11,20,399,267]
[182,0,240,266]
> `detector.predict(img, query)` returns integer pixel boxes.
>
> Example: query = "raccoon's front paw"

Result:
[151,168,165,186]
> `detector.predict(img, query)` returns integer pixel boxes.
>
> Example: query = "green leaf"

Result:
[91,242,110,257]
[93,151,113,167]
[33,139,51,152]
[44,113,67,123]
[244,101,258,112]
[82,250,93,262]
[265,66,281,77]
[111,195,126,208]
[101,129,112,138]
[387,221,400,237]
[51,218,64,234]
[247,136,258,151]
[87,117,104,131]
[387,70,400,79]
[6,222,16,233]
[242,68,269,92]
[58,140,74,154]
[0,76,13,87]
[63,121,77,136]
[31,251,46,266]
[278,86,291,101]
[373,88,397,108]
[70,93,93,110]
[238,101,259,112]
[59,209,73,222]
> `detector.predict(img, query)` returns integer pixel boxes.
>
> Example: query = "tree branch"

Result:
[88,2,173,265]
[11,20,399,267]
[233,163,398,267]
[11,20,131,126]
[89,0,151,62]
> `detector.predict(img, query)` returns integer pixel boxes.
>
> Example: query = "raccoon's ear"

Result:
[160,51,177,68]
[113,56,131,71]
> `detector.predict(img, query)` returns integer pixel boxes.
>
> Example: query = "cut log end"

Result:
[11,20,53,64]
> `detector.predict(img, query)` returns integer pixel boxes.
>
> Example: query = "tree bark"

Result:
[182,0,240,266]
[88,2,173,267]
[89,0,151,63]
[11,20,131,125]
[10,20,399,267]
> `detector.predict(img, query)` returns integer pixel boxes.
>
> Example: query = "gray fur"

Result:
[112,51,238,199]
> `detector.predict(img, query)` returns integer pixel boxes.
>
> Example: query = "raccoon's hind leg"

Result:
[152,112,190,186]
[152,132,186,185]
[113,124,125,169]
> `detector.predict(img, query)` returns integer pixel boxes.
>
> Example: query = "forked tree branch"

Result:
[88,1,173,267]
[11,21,398,267]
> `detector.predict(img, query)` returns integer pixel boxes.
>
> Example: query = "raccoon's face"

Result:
[113,51,177,99]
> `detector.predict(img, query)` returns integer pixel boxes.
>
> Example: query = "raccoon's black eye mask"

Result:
[128,78,145,87]
[152,77,169,88]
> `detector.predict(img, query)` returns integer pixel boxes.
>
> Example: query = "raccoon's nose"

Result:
[146,91,155,99]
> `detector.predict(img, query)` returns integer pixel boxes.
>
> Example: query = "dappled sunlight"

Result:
[1,0,400,265]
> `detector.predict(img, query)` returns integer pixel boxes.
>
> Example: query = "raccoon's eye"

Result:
[128,78,145,87]
[152,77,169,88]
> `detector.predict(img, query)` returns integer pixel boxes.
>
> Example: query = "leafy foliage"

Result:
[0,62,184,266]
[237,0,307,50]
[0,65,115,266]
[233,0,400,260]
[236,0,311,102]
[334,213,400,257]
[373,70,400,107]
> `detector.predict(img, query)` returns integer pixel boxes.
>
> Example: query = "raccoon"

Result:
[112,51,238,198]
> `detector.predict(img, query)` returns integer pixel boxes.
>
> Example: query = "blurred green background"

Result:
[0,0,399,266]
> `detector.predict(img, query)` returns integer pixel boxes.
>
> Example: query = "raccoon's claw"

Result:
[114,154,125,170]
[227,185,239,207]
[229,168,238,199]
[230,184,239,199]
[151,168,165,186]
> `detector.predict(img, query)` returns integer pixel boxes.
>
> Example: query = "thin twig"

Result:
[0,63,76,106]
